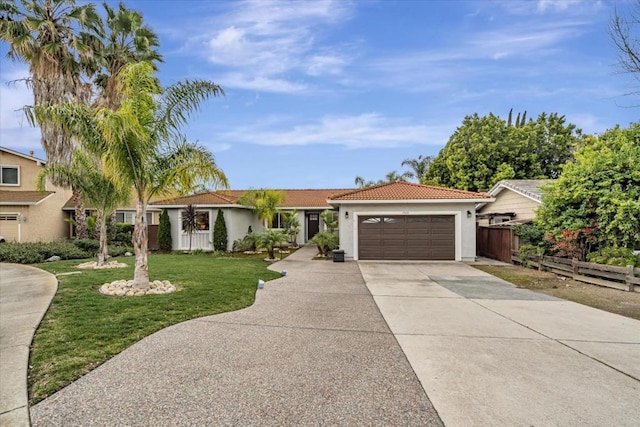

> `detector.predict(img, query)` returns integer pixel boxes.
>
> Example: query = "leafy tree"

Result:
[158,209,172,252]
[354,170,412,188]
[256,229,287,260]
[36,149,128,266]
[536,123,640,254]
[237,189,285,229]
[213,209,227,251]
[401,155,433,183]
[425,112,582,191]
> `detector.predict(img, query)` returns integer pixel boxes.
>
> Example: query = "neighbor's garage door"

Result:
[0,214,20,242]
[358,215,455,260]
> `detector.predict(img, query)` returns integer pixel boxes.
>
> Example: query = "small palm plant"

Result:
[256,229,288,260]
[182,204,197,252]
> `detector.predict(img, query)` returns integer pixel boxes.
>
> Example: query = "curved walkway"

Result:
[29,246,442,426]
[0,263,58,427]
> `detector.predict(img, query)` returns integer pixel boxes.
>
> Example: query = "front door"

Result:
[307,213,320,241]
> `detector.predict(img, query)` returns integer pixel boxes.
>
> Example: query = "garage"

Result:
[0,214,20,242]
[329,181,494,262]
[358,215,455,260]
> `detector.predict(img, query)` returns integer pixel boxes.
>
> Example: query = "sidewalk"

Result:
[0,263,58,427]
[29,246,442,426]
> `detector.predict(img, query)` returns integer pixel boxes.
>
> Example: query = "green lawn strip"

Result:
[29,254,281,405]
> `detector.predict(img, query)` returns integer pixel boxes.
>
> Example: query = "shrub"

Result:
[513,223,545,246]
[518,243,544,268]
[213,209,228,251]
[108,245,133,257]
[73,239,100,256]
[587,247,640,267]
[112,223,133,246]
[158,209,172,252]
[0,242,91,264]
[256,230,288,259]
[233,232,257,252]
[311,231,339,257]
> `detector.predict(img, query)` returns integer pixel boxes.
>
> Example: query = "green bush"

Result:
[111,223,133,245]
[107,245,133,257]
[73,239,101,255]
[512,223,545,245]
[256,229,288,259]
[587,247,640,267]
[158,209,172,252]
[213,209,228,251]
[517,243,543,268]
[311,231,339,256]
[0,242,91,264]
[232,233,257,252]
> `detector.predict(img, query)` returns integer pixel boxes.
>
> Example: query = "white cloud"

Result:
[219,113,451,149]
[217,73,309,93]
[0,66,43,153]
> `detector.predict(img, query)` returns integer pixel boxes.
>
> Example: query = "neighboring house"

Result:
[152,189,348,251]
[329,181,493,261]
[0,147,72,242]
[475,179,550,227]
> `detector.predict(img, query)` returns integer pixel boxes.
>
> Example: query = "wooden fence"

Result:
[512,251,640,293]
[477,226,512,263]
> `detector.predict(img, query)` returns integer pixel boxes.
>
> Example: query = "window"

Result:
[0,214,18,221]
[182,210,209,231]
[146,212,153,224]
[383,217,400,223]
[0,166,19,185]
[362,217,381,224]
[115,212,134,224]
[270,212,283,229]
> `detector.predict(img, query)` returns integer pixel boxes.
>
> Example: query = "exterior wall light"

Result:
[466,210,472,218]
[345,211,349,219]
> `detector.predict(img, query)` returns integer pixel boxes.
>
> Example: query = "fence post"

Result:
[626,265,636,292]
[539,255,544,271]
[572,258,579,280]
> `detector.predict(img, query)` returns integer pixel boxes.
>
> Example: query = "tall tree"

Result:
[93,1,162,109]
[424,112,582,191]
[0,0,102,166]
[354,170,412,188]
[32,62,228,288]
[1,0,104,239]
[537,123,640,251]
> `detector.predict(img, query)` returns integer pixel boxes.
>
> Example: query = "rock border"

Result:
[99,280,176,297]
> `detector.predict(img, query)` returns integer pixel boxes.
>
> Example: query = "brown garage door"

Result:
[358,215,455,260]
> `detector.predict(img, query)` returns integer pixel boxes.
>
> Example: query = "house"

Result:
[151,189,349,251]
[475,179,550,226]
[0,147,73,242]
[329,181,493,261]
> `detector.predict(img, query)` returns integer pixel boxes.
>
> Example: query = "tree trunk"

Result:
[97,210,109,266]
[73,187,88,239]
[132,200,150,289]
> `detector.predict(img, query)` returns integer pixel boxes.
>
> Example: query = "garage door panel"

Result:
[358,215,455,261]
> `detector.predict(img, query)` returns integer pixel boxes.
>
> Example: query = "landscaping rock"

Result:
[45,256,61,262]
[98,279,177,297]
[124,252,133,257]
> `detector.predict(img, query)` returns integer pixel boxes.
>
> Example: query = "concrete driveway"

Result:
[359,261,640,426]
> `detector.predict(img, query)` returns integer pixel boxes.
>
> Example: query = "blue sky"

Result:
[1,0,638,189]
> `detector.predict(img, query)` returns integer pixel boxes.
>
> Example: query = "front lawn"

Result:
[29,254,281,405]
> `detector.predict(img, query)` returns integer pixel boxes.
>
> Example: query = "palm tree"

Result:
[36,149,128,266]
[0,0,102,165]
[384,170,412,183]
[181,204,197,252]
[256,229,288,260]
[93,1,162,110]
[237,189,285,230]
[401,155,433,184]
[1,0,103,239]
[31,62,228,288]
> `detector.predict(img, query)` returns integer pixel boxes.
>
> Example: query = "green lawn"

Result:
[29,254,281,405]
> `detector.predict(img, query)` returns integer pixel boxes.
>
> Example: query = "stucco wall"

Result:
[1,151,73,242]
[336,202,478,261]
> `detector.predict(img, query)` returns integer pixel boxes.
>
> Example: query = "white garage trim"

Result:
[352,210,462,261]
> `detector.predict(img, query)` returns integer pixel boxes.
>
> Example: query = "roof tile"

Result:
[329,181,492,201]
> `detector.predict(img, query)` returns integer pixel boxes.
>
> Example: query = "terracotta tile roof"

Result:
[64,189,173,210]
[151,189,354,209]
[152,192,237,206]
[0,190,54,205]
[329,181,492,201]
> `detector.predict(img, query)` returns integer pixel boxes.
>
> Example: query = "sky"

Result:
[0,0,638,190]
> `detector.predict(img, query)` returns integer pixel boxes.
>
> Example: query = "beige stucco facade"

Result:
[0,149,72,242]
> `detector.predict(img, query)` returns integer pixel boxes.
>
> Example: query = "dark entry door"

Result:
[307,213,320,240]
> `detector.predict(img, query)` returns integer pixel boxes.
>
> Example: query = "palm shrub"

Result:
[312,232,339,257]
[282,209,300,246]
[158,209,172,252]
[182,205,197,252]
[213,209,228,251]
[256,230,288,260]
[321,209,338,233]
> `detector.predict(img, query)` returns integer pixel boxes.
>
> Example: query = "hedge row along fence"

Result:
[512,251,640,293]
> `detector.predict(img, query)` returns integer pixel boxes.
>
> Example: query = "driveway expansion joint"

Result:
[195,318,394,335]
